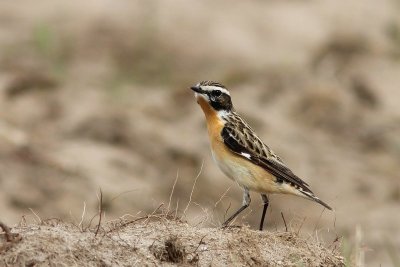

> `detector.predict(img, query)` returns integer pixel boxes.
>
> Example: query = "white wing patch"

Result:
[240,152,251,159]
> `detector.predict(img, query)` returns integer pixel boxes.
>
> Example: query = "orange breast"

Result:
[197,96,224,143]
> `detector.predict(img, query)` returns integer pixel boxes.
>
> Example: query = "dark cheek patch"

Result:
[210,95,232,111]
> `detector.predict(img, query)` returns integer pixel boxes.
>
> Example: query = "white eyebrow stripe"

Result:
[202,86,230,96]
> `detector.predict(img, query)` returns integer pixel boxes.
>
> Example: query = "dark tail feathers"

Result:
[301,191,332,210]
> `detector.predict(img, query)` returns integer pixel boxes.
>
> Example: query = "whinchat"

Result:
[191,81,332,230]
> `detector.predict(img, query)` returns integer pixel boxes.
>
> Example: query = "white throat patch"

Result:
[195,92,210,101]
[217,110,230,120]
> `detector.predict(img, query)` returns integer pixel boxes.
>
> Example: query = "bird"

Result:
[190,81,332,231]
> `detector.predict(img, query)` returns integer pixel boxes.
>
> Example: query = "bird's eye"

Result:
[212,90,222,97]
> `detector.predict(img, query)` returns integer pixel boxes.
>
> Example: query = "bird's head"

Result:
[190,81,233,113]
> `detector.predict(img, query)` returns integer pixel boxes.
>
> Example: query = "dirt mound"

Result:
[0,217,344,266]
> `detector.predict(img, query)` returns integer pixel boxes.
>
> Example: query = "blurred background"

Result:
[0,0,399,265]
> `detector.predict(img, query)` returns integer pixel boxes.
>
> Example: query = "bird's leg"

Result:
[222,188,250,228]
[259,194,269,231]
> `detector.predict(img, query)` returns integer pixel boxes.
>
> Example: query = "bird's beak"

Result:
[190,85,204,94]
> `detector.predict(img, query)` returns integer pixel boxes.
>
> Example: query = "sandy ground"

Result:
[0,0,399,266]
[0,217,344,266]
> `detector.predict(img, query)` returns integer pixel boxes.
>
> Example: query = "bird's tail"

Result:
[301,190,332,210]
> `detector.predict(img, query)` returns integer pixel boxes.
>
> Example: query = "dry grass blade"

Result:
[144,203,165,224]
[110,189,140,202]
[296,217,307,235]
[29,208,42,224]
[223,202,232,223]
[313,208,325,233]
[78,201,86,229]
[281,212,288,232]
[174,199,179,220]
[214,186,231,208]
[167,169,179,214]
[95,188,103,237]
[183,160,204,216]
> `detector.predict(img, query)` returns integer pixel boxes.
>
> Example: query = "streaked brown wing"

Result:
[221,124,312,194]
